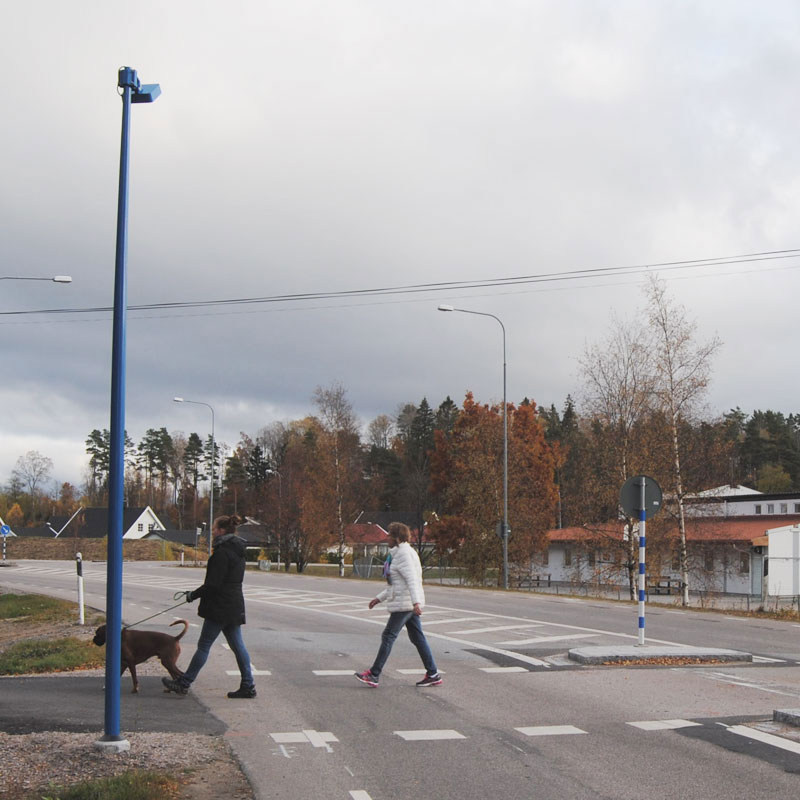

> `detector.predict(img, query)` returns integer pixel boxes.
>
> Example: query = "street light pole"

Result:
[438,304,509,589]
[101,66,160,754]
[174,397,215,557]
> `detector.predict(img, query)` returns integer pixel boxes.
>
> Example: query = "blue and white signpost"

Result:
[620,475,662,646]
[1,524,9,561]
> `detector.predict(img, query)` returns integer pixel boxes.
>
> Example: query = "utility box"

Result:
[767,525,800,597]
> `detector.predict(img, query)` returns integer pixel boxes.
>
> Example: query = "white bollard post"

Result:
[76,552,85,625]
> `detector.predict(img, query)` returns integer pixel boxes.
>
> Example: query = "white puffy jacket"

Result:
[375,542,425,611]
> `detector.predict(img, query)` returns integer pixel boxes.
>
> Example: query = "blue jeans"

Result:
[182,618,254,689]
[370,611,438,678]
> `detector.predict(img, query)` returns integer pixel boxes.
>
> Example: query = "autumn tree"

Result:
[12,451,53,521]
[304,383,368,576]
[647,275,722,606]
[578,316,658,597]
[430,393,558,585]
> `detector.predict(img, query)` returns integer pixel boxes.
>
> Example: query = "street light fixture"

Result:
[1,275,73,282]
[101,66,160,754]
[438,303,510,589]
[174,397,215,558]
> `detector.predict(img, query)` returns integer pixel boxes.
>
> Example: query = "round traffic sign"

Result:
[619,475,662,520]
[0,524,10,536]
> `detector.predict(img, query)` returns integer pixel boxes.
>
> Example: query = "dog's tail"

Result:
[170,619,189,640]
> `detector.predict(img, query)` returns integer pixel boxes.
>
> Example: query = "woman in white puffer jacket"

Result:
[354,522,442,687]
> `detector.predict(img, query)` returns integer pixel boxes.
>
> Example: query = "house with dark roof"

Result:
[12,506,167,540]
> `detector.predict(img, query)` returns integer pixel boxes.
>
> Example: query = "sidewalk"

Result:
[0,673,224,736]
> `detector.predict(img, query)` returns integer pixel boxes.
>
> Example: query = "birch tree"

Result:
[646,275,721,606]
[310,383,364,576]
[579,316,655,598]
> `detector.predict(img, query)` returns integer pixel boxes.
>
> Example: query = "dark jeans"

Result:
[370,610,438,678]
[182,618,254,689]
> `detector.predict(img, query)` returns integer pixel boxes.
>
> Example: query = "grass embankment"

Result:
[0,593,105,675]
[1,593,184,800]
[36,771,179,800]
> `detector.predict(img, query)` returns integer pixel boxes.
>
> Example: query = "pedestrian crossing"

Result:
[6,563,799,674]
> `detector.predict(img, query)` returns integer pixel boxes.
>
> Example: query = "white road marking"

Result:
[728,725,800,755]
[350,792,373,800]
[393,668,446,677]
[226,668,272,676]
[697,671,800,698]
[627,719,702,730]
[496,633,598,646]
[447,623,544,635]
[480,667,527,673]
[751,655,787,663]
[271,731,338,748]
[394,729,466,741]
[314,670,359,676]
[516,725,587,736]
[422,616,490,626]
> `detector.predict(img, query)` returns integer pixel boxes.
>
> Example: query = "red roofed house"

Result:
[543,512,800,597]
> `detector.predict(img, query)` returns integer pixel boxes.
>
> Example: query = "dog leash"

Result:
[122,592,190,629]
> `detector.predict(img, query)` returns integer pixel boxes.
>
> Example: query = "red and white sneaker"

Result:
[354,670,379,687]
[415,672,443,687]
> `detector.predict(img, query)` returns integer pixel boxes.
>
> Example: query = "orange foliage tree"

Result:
[430,393,558,584]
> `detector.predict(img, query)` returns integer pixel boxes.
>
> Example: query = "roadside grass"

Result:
[0,593,78,623]
[33,770,179,800]
[0,592,105,674]
[0,636,104,674]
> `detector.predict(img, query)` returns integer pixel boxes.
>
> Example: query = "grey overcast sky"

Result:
[2,1,799,490]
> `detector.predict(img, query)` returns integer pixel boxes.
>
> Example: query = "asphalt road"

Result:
[3,559,800,799]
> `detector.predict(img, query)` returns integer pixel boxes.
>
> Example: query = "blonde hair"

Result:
[387,522,411,543]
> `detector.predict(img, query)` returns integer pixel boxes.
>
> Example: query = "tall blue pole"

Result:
[98,67,159,751]
[101,67,134,746]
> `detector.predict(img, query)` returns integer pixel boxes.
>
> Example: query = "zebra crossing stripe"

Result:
[394,730,466,741]
[627,719,701,731]
[727,725,800,755]
[480,666,527,673]
[516,725,587,736]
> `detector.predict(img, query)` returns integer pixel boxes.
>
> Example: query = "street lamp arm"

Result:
[1,275,73,282]
[437,303,509,589]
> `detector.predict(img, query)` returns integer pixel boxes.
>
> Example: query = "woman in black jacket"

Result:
[162,514,256,699]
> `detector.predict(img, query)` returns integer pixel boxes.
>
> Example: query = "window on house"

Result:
[137,523,143,532]
[672,554,680,571]
[795,504,800,513]
[588,551,595,566]
[148,523,155,531]
[541,549,549,566]
[704,551,714,572]
[739,552,750,574]
[780,503,788,514]
[754,505,762,515]
[767,504,775,514]
[564,546,572,567]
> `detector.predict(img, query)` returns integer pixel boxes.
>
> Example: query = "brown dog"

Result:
[92,619,188,693]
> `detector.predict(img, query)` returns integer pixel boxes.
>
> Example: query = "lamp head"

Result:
[173,397,184,403]
[438,304,454,312]
[53,275,72,283]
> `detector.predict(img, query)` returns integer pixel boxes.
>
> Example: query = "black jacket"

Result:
[191,534,247,626]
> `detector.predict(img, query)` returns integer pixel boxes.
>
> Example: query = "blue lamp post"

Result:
[97,67,160,753]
